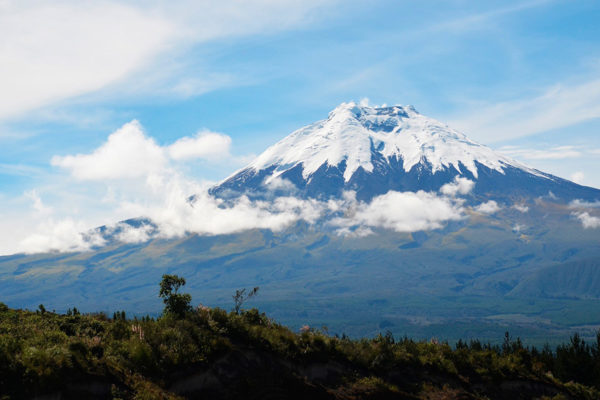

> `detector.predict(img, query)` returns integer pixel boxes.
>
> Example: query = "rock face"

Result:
[212,102,600,202]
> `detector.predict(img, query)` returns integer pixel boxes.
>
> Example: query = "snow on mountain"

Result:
[213,102,598,202]
[247,102,536,182]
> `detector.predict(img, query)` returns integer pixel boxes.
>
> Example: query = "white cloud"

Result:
[357,97,388,108]
[5,120,501,254]
[168,131,231,161]
[334,226,374,238]
[17,218,106,254]
[332,190,465,234]
[440,176,475,196]
[104,179,328,241]
[159,189,460,239]
[51,121,167,180]
[9,179,330,254]
[2,120,249,254]
[112,222,156,244]
[450,79,600,142]
[569,199,600,208]
[512,223,525,233]
[475,200,501,214]
[573,212,600,229]
[156,191,326,238]
[512,203,529,213]
[0,1,174,120]
[0,0,337,121]
[8,178,471,254]
[263,176,298,193]
[52,121,234,181]
[24,189,51,214]
[570,171,585,184]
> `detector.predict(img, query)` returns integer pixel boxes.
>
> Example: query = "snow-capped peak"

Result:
[247,101,526,183]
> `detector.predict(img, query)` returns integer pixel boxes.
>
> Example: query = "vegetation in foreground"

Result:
[0,275,599,399]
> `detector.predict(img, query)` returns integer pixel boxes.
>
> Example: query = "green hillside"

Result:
[1,202,599,345]
[1,276,599,399]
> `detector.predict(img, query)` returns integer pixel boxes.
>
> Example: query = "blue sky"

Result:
[0,0,599,254]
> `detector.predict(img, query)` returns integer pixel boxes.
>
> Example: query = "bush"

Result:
[0,277,598,399]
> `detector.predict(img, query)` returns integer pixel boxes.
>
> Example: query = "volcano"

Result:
[1,102,600,344]
[212,102,598,202]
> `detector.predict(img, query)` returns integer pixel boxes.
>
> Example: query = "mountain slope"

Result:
[213,102,599,202]
[1,203,600,344]
[1,101,600,344]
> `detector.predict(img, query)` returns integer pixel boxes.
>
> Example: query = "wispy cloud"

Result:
[24,189,52,214]
[498,145,584,160]
[570,171,585,184]
[421,0,554,35]
[0,0,338,122]
[492,144,600,187]
[16,217,108,254]
[569,199,600,209]
[0,163,47,178]
[450,79,600,142]
[0,1,174,121]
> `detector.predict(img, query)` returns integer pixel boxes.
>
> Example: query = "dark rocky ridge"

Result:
[212,156,600,203]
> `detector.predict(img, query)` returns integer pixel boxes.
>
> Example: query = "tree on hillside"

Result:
[232,287,259,314]
[159,274,192,318]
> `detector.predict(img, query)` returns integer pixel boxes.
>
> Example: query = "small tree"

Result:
[113,311,127,321]
[159,274,192,318]
[232,287,259,314]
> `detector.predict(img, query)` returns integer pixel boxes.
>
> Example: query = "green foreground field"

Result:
[2,283,600,400]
